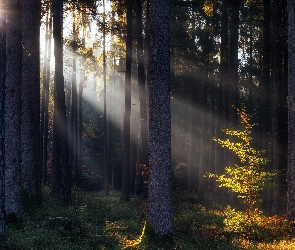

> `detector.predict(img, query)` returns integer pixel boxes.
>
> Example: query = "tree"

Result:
[148,0,172,236]
[261,0,271,208]
[21,0,42,201]
[207,105,276,218]
[5,0,22,220]
[71,14,79,186]
[287,0,295,224]
[41,7,52,185]
[0,0,5,235]
[102,0,109,196]
[52,0,71,204]
[135,0,149,196]
[120,0,132,202]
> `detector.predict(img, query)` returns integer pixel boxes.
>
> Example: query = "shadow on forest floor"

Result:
[0,188,294,249]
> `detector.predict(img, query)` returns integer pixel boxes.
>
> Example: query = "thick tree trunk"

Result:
[0,0,5,235]
[21,0,41,201]
[148,0,172,236]
[5,0,22,219]
[288,0,295,223]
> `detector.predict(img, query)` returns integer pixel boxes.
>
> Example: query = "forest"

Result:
[1,0,295,249]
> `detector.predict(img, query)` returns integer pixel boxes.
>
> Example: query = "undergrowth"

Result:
[0,188,293,249]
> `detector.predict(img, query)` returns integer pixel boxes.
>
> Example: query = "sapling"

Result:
[206,105,277,219]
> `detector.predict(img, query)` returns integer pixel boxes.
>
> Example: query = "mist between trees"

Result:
[1,0,295,247]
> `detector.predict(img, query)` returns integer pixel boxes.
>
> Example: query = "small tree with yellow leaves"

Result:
[206,105,277,219]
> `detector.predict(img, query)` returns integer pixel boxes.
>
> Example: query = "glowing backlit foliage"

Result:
[202,0,214,17]
[206,105,277,216]
[122,221,146,249]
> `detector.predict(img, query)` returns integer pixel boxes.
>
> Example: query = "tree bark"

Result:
[102,0,109,196]
[120,0,132,201]
[5,0,22,220]
[21,0,41,201]
[288,0,295,223]
[261,0,271,208]
[148,0,172,236]
[41,8,52,185]
[271,0,282,213]
[52,0,71,204]
[0,0,5,235]
[135,0,149,196]
[218,0,228,188]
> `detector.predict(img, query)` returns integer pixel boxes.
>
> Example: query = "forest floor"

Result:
[0,188,295,249]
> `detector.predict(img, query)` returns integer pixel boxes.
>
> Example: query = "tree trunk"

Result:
[188,81,197,193]
[148,0,172,236]
[0,0,5,235]
[218,0,228,189]
[120,0,132,201]
[5,0,22,220]
[41,8,52,185]
[102,0,109,196]
[271,0,282,213]
[71,16,79,187]
[287,0,295,223]
[135,0,149,196]
[261,0,271,208]
[21,0,41,201]
[52,0,71,204]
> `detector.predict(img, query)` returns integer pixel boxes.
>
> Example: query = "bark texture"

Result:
[21,0,41,201]
[288,0,295,222]
[148,0,172,236]
[5,0,22,219]
[0,0,6,235]
[52,0,71,204]
[136,0,149,196]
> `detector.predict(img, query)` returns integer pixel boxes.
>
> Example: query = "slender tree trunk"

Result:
[21,0,41,201]
[52,0,71,204]
[51,0,61,194]
[102,0,109,196]
[271,0,281,212]
[0,0,6,235]
[261,0,271,208]
[218,0,228,190]
[249,27,253,113]
[41,9,52,185]
[198,17,210,200]
[5,0,22,220]
[41,9,48,185]
[188,82,197,192]
[78,28,86,190]
[72,48,78,186]
[135,0,149,196]
[142,0,150,197]
[120,0,132,201]
[148,0,172,236]
[228,0,240,121]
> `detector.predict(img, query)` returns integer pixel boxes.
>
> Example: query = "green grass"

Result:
[0,188,294,249]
